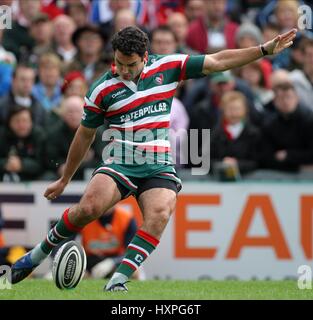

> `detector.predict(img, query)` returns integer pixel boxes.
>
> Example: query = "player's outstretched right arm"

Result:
[44,125,97,200]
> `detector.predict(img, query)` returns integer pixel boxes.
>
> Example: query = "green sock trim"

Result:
[39,216,77,255]
[55,219,75,237]
[115,234,158,278]
[132,235,156,253]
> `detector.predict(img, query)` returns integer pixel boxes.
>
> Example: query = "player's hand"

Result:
[275,150,287,162]
[5,155,22,172]
[223,157,238,166]
[263,28,297,55]
[44,178,68,200]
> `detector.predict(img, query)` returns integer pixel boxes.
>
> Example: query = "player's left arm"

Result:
[202,28,297,75]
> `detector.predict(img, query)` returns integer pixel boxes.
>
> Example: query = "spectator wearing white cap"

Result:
[235,22,272,89]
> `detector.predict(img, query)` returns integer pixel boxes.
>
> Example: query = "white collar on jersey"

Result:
[117,77,138,92]
[117,60,148,93]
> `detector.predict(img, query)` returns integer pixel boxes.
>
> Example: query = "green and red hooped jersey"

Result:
[81,54,206,166]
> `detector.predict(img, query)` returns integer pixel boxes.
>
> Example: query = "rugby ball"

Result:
[52,240,86,290]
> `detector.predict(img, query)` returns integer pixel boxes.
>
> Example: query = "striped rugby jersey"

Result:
[82,54,205,166]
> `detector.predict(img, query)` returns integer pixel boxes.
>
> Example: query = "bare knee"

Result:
[69,173,121,227]
[143,197,176,237]
[75,198,103,226]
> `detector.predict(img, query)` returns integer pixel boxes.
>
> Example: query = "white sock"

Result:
[30,244,49,265]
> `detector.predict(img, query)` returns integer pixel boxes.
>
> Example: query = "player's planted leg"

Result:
[105,229,159,291]
[105,188,176,292]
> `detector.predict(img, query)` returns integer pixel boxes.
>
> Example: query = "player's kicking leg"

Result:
[11,174,122,284]
[105,180,177,291]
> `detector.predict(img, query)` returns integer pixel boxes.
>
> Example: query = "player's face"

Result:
[114,50,148,81]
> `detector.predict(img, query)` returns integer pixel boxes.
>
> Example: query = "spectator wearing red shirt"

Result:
[186,0,238,53]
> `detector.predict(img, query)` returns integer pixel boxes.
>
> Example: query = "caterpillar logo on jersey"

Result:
[154,74,164,85]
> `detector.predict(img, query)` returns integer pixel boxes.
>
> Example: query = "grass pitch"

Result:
[1,279,312,300]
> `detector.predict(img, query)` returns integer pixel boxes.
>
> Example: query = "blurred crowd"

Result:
[1,0,313,182]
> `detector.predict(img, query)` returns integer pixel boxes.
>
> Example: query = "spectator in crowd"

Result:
[0,106,45,182]
[188,71,263,159]
[94,0,184,32]
[67,25,111,84]
[81,205,139,279]
[256,0,299,30]
[150,26,178,55]
[64,0,90,29]
[94,0,131,39]
[209,91,262,178]
[270,68,292,87]
[29,13,54,68]
[290,38,313,112]
[149,0,185,28]
[263,68,292,117]
[226,0,266,19]
[287,34,306,71]
[274,0,299,33]
[103,8,139,54]
[0,28,16,65]
[32,53,63,111]
[187,70,259,125]
[262,22,280,45]
[167,12,197,55]
[91,0,130,24]
[236,23,264,50]
[62,71,88,98]
[45,96,102,180]
[114,8,137,33]
[235,22,272,89]
[0,29,16,97]
[52,14,77,65]
[45,71,88,128]
[184,0,205,22]
[237,61,274,108]
[40,0,64,19]
[2,0,40,61]
[260,83,313,172]
[186,0,239,53]
[0,64,47,127]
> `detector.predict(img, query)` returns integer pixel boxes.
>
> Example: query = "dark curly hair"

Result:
[111,26,149,58]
